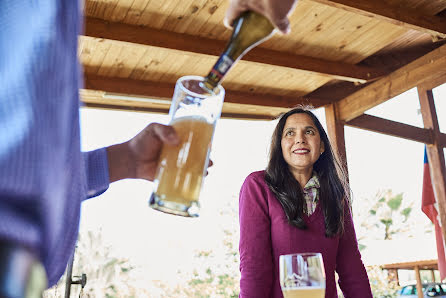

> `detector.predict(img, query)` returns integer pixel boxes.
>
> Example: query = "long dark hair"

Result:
[265,106,351,237]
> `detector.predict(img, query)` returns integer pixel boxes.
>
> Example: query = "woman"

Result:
[238,107,372,298]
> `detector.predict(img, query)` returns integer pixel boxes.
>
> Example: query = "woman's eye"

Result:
[306,130,315,135]
[285,131,294,136]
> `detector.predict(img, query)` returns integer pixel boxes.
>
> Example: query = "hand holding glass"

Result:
[149,75,224,217]
[279,253,326,298]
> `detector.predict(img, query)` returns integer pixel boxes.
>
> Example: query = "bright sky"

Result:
[78,84,445,286]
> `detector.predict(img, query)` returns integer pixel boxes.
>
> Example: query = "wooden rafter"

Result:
[310,0,446,39]
[83,74,326,109]
[346,114,435,145]
[418,86,446,253]
[335,43,446,122]
[84,17,385,83]
[382,259,438,270]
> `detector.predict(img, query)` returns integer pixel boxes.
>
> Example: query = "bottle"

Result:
[200,11,276,92]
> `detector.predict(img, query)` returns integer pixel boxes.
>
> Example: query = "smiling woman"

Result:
[280,113,325,186]
[238,106,373,298]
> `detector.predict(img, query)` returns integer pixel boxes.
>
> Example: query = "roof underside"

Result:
[80,0,446,119]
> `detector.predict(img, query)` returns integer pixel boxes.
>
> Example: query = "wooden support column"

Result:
[418,86,446,245]
[431,269,436,282]
[414,266,423,298]
[325,104,348,175]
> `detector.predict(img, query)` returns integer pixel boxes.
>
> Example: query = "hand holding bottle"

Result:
[224,0,299,34]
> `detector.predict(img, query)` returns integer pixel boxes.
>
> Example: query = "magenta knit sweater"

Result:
[239,171,372,298]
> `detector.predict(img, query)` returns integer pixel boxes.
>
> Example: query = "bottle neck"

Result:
[202,11,275,91]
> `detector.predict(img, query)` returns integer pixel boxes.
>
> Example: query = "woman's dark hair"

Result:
[265,106,351,237]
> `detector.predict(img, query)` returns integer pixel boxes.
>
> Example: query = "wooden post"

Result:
[418,86,446,245]
[431,269,436,282]
[414,266,423,298]
[325,104,348,176]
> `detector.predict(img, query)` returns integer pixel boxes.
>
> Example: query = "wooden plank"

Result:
[336,43,446,122]
[382,259,438,270]
[346,114,434,145]
[325,104,348,174]
[418,87,446,257]
[82,102,281,120]
[79,89,287,120]
[84,17,386,83]
[419,71,446,92]
[83,74,326,109]
[414,266,423,298]
[310,0,446,39]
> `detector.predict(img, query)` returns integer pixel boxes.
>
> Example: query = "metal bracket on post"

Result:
[64,250,87,298]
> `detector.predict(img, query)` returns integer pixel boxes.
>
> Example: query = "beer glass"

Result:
[149,75,225,217]
[279,253,326,298]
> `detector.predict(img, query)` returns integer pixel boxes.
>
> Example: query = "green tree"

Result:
[363,189,413,240]
[157,196,241,297]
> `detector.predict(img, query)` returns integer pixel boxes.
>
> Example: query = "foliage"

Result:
[357,189,417,240]
[43,230,150,298]
[366,266,400,298]
[156,196,241,297]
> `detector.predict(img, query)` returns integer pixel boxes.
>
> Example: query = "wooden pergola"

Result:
[383,260,438,297]
[80,1,446,296]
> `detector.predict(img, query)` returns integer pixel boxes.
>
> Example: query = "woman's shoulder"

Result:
[244,170,267,183]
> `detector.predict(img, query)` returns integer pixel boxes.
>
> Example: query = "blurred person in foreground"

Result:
[0,0,299,296]
[238,107,372,297]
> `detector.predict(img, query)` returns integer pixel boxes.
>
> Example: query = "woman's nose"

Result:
[294,133,306,144]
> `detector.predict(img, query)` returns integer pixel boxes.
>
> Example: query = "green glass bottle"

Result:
[201,11,276,92]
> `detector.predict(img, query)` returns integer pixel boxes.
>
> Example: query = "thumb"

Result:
[150,123,179,145]
[224,1,247,29]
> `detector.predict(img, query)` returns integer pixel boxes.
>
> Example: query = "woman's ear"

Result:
[320,142,325,155]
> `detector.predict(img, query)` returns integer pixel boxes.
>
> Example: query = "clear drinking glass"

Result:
[279,253,326,298]
[149,75,225,217]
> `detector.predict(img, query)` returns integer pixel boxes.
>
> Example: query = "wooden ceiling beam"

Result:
[83,74,326,109]
[82,102,281,120]
[84,17,385,83]
[310,0,446,39]
[382,259,438,270]
[335,43,446,122]
[346,114,434,144]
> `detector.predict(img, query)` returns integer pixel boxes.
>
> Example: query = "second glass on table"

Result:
[279,252,326,298]
[149,75,225,217]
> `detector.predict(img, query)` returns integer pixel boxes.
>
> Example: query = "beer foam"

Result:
[170,115,210,125]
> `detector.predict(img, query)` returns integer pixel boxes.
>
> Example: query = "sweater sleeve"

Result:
[239,173,274,298]
[336,207,373,297]
[82,148,110,200]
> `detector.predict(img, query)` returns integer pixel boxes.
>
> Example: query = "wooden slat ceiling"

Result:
[80,0,446,120]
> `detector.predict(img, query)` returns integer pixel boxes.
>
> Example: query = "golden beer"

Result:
[150,116,214,216]
[149,75,224,217]
[282,287,325,298]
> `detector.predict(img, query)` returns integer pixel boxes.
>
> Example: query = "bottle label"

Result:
[211,54,234,79]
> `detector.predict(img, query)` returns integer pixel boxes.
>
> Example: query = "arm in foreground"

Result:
[239,173,274,297]
[336,207,373,298]
[82,123,179,200]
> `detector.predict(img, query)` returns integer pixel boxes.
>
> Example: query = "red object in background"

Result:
[422,147,446,280]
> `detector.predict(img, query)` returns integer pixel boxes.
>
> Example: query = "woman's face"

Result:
[281,113,325,174]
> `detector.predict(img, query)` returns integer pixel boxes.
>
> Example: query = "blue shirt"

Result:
[0,0,110,286]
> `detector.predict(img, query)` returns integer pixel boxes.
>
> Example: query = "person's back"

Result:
[0,0,109,292]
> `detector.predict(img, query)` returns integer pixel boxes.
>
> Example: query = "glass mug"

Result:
[279,253,326,298]
[149,75,225,217]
